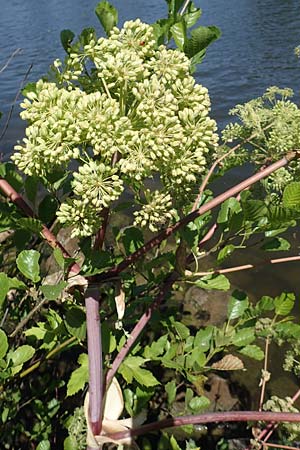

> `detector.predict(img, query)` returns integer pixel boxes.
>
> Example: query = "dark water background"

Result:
[0,0,300,403]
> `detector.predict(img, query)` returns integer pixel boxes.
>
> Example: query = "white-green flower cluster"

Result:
[264,396,300,441]
[133,190,176,232]
[13,19,218,237]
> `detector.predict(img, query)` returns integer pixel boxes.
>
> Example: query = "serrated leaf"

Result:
[121,226,144,256]
[184,25,221,58]
[171,21,186,50]
[261,237,290,251]
[165,380,177,405]
[16,250,40,282]
[95,0,118,35]
[40,281,67,300]
[0,273,9,307]
[195,274,230,291]
[274,292,295,316]
[36,440,50,450]
[239,344,264,361]
[64,306,86,341]
[120,356,160,387]
[283,182,300,209]
[67,353,88,396]
[60,29,75,53]
[227,290,248,320]
[212,354,244,371]
[10,345,35,366]
[243,200,267,222]
[0,329,8,359]
[17,218,43,234]
[188,395,210,412]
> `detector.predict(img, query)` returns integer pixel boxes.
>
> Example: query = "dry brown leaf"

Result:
[211,354,245,371]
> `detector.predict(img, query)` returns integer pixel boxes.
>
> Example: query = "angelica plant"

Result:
[12,19,218,238]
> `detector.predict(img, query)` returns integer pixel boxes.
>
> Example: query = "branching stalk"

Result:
[96,151,299,282]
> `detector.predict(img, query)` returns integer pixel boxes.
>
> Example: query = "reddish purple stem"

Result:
[107,411,300,441]
[85,285,103,436]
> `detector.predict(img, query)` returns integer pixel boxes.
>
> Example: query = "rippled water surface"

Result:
[0,0,299,155]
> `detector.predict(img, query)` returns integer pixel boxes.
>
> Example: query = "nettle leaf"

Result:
[195,273,230,291]
[274,292,295,316]
[60,29,75,53]
[283,182,300,209]
[16,250,40,283]
[165,380,177,405]
[64,306,86,341]
[239,344,264,361]
[67,353,88,396]
[95,0,118,36]
[121,226,144,256]
[17,218,43,234]
[227,290,249,321]
[119,356,160,387]
[40,281,67,301]
[188,395,210,412]
[0,273,9,307]
[261,237,290,251]
[171,20,186,50]
[217,244,236,263]
[0,329,8,359]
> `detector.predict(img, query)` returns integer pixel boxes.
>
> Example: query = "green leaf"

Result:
[183,3,202,28]
[195,274,230,291]
[0,329,8,359]
[119,356,160,387]
[188,395,210,412]
[185,347,206,371]
[121,226,144,256]
[16,250,40,282]
[165,380,177,405]
[101,322,117,354]
[1,162,23,192]
[275,322,300,339]
[10,345,35,366]
[261,237,290,251]
[217,198,241,224]
[0,273,9,307]
[24,176,39,203]
[67,353,88,396]
[170,435,181,450]
[40,281,67,300]
[17,218,43,234]
[173,320,190,340]
[36,440,50,450]
[184,25,220,61]
[217,244,236,263]
[194,326,213,352]
[13,229,32,250]
[80,249,111,276]
[64,436,79,450]
[283,182,300,209]
[274,292,295,316]
[242,200,267,222]
[232,328,255,347]
[256,296,275,312]
[64,306,86,341]
[60,29,75,53]
[95,0,118,36]
[239,344,264,361]
[144,334,168,359]
[171,21,186,50]
[38,195,58,223]
[227,290,248,320]
[79,28,96,46]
